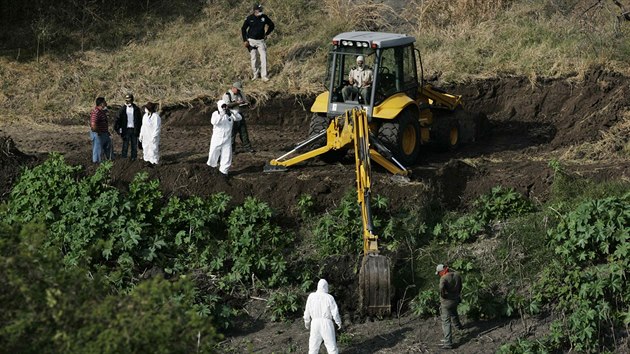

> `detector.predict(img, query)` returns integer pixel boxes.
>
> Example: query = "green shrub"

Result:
[296,193,316,219]
[434,186,535,243]
[497,338,551,354]
[312,191,392,257]
[410,289,439,318]
[268,288,301,322]
[529,193,629,353]
[473,186,535,223]
[0,155,294,331]
[0,222,219,354]
[221,197,293,290]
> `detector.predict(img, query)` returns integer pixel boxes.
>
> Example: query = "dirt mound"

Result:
[0,133,34,199]
[162,94,315,128]
[451,67,630,151]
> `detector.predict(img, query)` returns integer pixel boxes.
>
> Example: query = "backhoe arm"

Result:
[352,108,393,316]
[352,108,379,254]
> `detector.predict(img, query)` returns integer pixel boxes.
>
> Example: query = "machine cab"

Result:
[325,32,420,119]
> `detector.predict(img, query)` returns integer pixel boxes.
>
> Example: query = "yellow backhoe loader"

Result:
[264,31,478,315]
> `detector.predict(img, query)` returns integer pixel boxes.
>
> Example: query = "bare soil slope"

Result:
[1,68,628,353]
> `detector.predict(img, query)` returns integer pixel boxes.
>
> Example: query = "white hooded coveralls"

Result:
[303,279,342,354]
[139,111,161,164]
[207,100,242,174]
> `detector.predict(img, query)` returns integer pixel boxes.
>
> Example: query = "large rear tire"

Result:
[308,114,349,163]
[431,110,460,151]
[377,110,421,166]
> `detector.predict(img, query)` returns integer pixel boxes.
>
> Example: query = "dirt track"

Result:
[1,68,629,353]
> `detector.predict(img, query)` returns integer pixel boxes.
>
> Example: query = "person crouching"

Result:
[207,100,242,179]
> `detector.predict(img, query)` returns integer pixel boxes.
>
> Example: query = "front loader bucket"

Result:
[359,253,392,316]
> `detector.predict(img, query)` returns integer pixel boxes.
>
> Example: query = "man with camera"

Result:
[207,100,242,180]
[222,82,254,153]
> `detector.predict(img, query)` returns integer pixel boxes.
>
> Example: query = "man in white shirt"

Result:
[114,94,143,160]
[342,56,373,104]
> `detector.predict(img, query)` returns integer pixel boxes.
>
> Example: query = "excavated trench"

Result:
[2,68,628,209]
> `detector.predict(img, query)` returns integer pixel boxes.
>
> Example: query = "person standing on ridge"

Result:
[207,100,242,180]
[222,81,253,153]
[89,96,112,163]
[436,263,464,349]
[303,279,342,354]
[139,102,161,165]
[114,93,143,160]
[241,4,275,82]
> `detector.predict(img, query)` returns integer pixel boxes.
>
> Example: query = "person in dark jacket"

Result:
[241,4,275,81]
[436,264,464,349]
[114,93,143,160]
[222,82,253,153]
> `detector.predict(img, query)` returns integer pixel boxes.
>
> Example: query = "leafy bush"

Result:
[312,190,392,257]
[474,186,535,223]
[514,193,630,353]
[434,186,534,243]
[268,288,301,322]
[0,155,293,330]
[296,193,316,219]
[497,338,550,354]
[432,213,483,242]
[220,197,294,290]
[410,289,439,318]
[0,222,219,354]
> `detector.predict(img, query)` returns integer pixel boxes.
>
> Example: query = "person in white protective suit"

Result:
[303,279,342,354]
[139,101,161,165]
[207,100,242,177]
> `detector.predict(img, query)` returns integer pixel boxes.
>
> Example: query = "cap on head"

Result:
[435,264,445,275]
[232,81,243,90]
[356,55,364,63]
[124,93,134,102]
[253,4,262,11]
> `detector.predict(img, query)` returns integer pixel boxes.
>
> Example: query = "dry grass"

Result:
[321,0,399,31]
[562,111,630,161]
[403,0,630,81]
[0,0,629,123]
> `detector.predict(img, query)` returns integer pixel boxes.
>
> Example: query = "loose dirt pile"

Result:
[0,68,628,352]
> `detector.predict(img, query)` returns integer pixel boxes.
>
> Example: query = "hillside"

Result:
[0,0,629,122]
[0,1,629,353]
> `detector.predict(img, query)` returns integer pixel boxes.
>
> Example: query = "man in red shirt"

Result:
[89,97,112,163]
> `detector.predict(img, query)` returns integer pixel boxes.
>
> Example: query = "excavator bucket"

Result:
[359,253,392,316]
